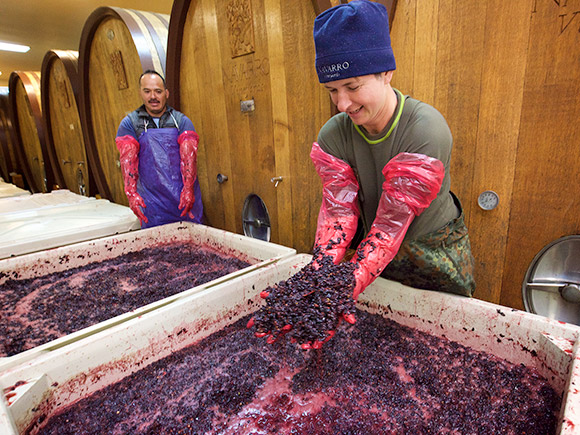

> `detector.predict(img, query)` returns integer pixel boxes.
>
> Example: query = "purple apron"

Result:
[137,126,202,229]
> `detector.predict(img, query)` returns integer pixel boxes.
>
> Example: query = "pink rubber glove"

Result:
[248,153,444,350]
[311,142,360,264]
[115,135,147,225]
[350,153,445,311]
[177,131,200,218]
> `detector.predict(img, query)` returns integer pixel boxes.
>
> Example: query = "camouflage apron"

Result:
[380,193,476,297]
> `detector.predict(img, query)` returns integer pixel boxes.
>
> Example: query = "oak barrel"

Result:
[166,0,395,253]
[41,50,93,196]
[388,1,580,309]
[0,91,19,182]
[79,7,170,205]
[8,71,55,193]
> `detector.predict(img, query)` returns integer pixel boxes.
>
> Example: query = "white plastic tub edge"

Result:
[0,179,29,199]
[0,222,296,372]
[0,191,140,259]
[1,253,578,434]
[0,222,295,282]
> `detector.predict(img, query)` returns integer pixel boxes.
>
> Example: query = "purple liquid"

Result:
[35,310,560,434]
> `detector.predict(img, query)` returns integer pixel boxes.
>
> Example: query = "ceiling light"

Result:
[0,42,30,53]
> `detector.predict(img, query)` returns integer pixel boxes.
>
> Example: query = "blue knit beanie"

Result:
[314,0,396,83]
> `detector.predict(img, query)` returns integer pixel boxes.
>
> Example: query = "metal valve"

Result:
[561,284,580,304]
[77,168,87,196]
[271,176,283,187]
[525,282,580,304]
[217,173,228,184]
[243,218,270,228]
[62,159,71,165]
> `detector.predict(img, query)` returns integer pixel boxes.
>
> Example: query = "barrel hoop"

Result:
[148,11,170,31]
[0,95,15,175]
[166,0,192,109]
[54,51,81,100]
[117,9,169,76]
[19,72,46,158]
[21,72,42,118]
[41,52,66,188]
[41,50,83,190]
[9,71,53,192]
[133,10,169,75]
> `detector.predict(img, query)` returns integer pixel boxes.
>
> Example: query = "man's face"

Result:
[324,72,393,134]
[139,73,169,117]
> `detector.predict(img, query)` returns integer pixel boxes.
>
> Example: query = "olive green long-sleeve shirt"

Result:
[317,89,459,241]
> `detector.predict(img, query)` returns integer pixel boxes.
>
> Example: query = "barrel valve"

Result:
[243,218,270,228]
[271,176,283,187]
[77,168,87,196]
[526,281,580,304]
[217,173,228,184]
[561,284,580,304]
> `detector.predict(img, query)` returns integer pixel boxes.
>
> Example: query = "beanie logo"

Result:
[317,61,350,77]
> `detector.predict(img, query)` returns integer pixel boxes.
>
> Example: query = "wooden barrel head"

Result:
[41,50,93,196]
[79,7,170,205]
[167,0,397,253]
[167,0,331,253]
[8,71,54,193]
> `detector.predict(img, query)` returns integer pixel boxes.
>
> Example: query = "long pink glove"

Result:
[177,131,200,218]
[311,142,360,264]
[350,153,445,309]
[116,135,147,225]
[248,152,444,350]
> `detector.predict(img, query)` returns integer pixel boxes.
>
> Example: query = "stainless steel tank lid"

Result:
[242,194,271,242]
[522,235,580,325]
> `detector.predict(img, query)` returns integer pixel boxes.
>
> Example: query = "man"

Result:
[312,0,475,298]
[115,70,203,228]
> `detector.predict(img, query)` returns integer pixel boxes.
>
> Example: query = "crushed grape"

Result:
[0,242,250,357]
[252,250,356,345]
[35,311,560,435]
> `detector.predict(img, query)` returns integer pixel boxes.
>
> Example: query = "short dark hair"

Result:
[139,70,166,88]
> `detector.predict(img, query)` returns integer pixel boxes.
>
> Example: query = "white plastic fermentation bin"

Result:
[0,221,296,371]
[0,190,140,259]
[0,178,30,199]
[0,254,578,434]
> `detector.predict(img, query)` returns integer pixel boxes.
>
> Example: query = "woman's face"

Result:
[324,72,394,135]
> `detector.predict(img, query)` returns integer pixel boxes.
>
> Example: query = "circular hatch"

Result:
[522,235,580,325]
[242,194,271,242]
